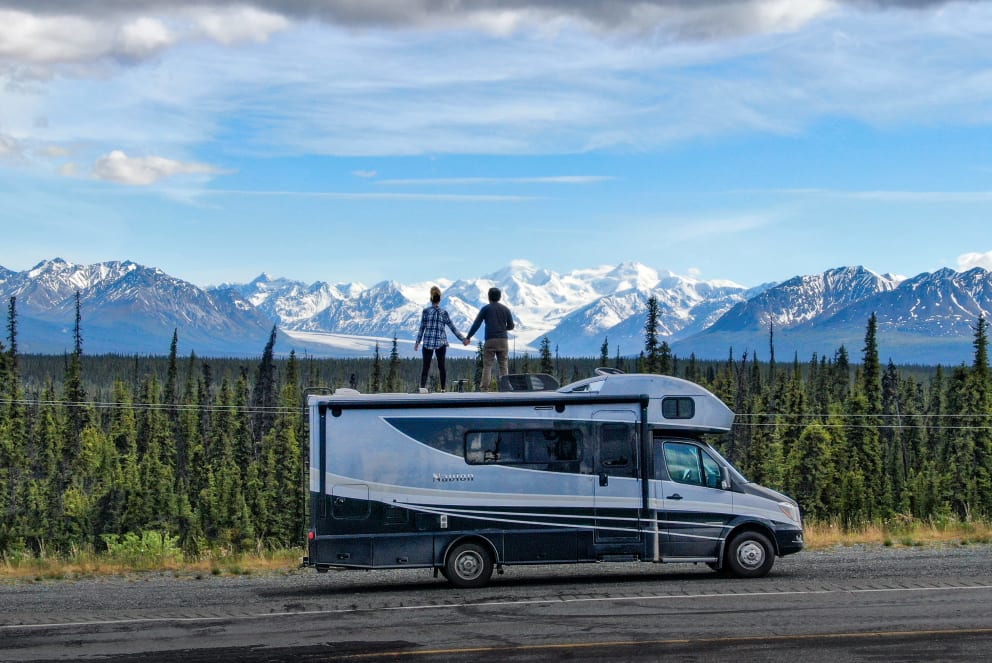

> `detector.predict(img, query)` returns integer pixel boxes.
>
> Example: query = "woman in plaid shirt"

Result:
[414,286,466,392]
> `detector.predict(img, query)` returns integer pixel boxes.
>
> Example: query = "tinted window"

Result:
[599,423,636,477]
[663,441,723,488]
[465,429,581,468]
[662,397,695,419]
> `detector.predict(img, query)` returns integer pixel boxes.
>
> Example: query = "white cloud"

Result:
[352,170,377,178]
[957,251,992,272]
[116,17,176,60]
[0,6,287,67]
[192,6,289,45]
[0,132,18,157]
[91,149,223,185]
[1,0,990,169]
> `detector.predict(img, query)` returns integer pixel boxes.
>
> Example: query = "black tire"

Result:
[724,531,774,578]
[444,542,494,588]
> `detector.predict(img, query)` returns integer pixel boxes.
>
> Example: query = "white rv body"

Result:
[304,373,803,587]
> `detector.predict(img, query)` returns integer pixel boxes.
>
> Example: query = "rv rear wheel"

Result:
[725,531,774,578]
[444,542,494,588]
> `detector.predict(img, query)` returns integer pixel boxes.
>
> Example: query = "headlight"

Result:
[777,502,801,523]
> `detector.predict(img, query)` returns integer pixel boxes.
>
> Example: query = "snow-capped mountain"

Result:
[0,258,275,356]
[225,259,758,358]
[222,273,367,327]
[674,266,992,364]
[2,258,991,365]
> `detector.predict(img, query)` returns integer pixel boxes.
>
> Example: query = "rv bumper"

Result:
[774,526,804,556]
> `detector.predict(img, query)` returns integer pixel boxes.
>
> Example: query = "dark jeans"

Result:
[421,345,448,389]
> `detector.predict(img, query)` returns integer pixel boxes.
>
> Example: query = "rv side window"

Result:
[599,423,636,477]
[662,397,695,419]
[663,441,722,488]
[465,429,581,467]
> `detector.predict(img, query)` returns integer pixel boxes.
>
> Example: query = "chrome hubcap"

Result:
[737,541,765,569]
[455,551,482,579]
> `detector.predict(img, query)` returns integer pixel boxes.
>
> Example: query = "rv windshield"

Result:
[705,443,749,484]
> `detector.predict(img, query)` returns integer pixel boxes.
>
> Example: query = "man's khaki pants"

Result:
[481,338,509,390]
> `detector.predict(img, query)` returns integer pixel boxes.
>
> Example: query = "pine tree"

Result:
[783,422,836,520]
[831,346,851,403]
[371,343,382,393]
[0,296,27,552]
[386,336,401,392]
[521,352,532,374]
[644,296,660,373]
[599,337,609,366]
[658,341,673,375]
[64,291,87,460]
[881,360,909,513]
[539,337,553,375]
[252,326,279,445]
[473,340,484,390]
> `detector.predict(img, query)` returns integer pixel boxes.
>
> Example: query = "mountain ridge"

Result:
[1,257,989,365]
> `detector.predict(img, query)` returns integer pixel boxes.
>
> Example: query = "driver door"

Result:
[655,439,734,558]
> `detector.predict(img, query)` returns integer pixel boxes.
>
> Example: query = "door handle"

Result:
[666,493,683,500]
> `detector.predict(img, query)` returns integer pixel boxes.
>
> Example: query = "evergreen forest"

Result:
[1,294,991,561]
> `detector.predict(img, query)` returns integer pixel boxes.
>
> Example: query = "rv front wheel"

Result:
[725,531,774,578]
[444,542,494,588]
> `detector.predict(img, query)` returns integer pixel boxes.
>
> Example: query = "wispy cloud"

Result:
[377,175,614,185]
[666,211,782,243]
[91,150,227,186]
[201,189,536,202]
[2,0,992,189]
[732,188,992,203]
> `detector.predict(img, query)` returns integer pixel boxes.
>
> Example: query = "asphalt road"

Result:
[2,543,992,662]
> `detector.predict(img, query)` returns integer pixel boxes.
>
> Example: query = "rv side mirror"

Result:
[720,467,731,491]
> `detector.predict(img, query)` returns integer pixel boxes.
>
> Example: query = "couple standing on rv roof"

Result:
[413,286,515,392]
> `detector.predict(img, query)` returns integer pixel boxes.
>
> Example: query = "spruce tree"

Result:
[371,343,382,393]
[386,336,401,392]
[252,326,279,445]
[658,341,673,375]
[783,422,835,521]
[644,296,660,373]
[539,337,553,375]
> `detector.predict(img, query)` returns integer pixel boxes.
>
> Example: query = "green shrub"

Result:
[100,531,182,569]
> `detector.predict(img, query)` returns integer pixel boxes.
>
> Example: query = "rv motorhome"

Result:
[303,372,803,588]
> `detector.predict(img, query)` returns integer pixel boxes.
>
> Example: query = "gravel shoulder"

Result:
[2,542,991,627]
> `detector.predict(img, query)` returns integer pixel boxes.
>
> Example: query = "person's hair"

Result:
[430,286,442,304]
[488,287,501,303]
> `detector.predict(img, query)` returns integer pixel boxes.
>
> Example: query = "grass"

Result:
[802,518,992,550]
[3,519,991,581]
[0,545,305,582]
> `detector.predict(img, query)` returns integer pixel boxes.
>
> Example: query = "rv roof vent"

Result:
[498,373,560,392]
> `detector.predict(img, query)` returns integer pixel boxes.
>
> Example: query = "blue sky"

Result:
[1,0,991,289]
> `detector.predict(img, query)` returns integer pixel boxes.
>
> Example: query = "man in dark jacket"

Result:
[465,287,515,391]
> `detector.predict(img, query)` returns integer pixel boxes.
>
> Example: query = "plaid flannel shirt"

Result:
[416,305,465,350]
